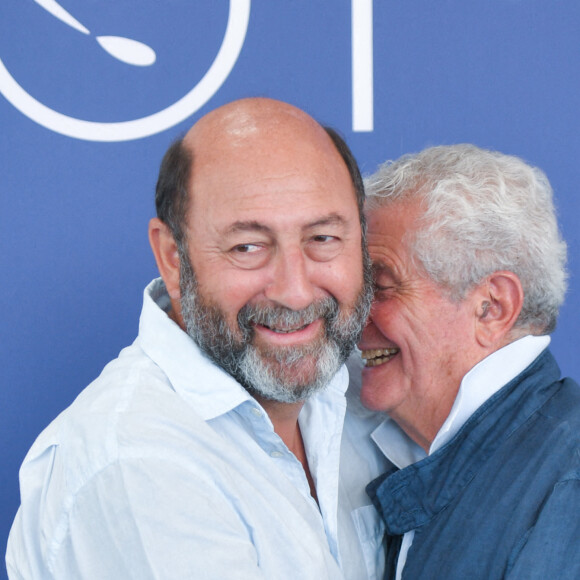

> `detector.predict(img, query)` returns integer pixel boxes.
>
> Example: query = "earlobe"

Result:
[148,217,181,300]
[474,271,524,348]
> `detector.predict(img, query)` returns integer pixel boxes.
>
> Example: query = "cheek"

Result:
[369,299,401,334]
[322,239,364,289]
[360,318,385,344]
[360,364,408,413]
[316,258,364,302]
[221,272,273,313]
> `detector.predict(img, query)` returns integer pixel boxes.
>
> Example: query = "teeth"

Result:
[361,348,399,367]
[361,348,399,359]
[267,324,309,334]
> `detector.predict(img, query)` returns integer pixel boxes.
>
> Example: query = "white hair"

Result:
[365,144,568,334]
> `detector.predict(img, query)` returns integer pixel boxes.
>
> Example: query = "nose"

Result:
[264,248,316,311]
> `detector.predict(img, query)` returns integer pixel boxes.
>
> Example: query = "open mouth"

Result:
[361,348,399,367]
[259,322,310,334]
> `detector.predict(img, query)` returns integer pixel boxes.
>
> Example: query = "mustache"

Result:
[237,297,339,337]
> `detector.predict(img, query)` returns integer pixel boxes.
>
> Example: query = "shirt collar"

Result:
[372,334,551,468]
[137,278,349,421]
[137,278,253,420]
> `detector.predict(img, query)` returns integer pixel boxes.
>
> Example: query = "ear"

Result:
[473,271,524,349]
[148,217,181,301]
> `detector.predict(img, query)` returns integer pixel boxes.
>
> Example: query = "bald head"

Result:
[155,98,365,246]
[184,98,333,154]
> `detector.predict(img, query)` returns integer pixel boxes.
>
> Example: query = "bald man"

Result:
[7,99,388,579]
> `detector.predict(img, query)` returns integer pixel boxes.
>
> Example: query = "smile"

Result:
[261,323,310,334]
[361,348,399,367]
[251,317,324,347]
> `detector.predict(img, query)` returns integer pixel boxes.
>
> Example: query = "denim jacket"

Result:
[368,350,580,579]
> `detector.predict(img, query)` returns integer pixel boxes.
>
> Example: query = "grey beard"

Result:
[177,245,372,404]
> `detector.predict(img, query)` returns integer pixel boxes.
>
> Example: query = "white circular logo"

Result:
[0,0,251,142]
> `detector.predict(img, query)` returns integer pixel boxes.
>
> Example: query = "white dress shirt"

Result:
[370,335,551,580]
[7,279,389,580]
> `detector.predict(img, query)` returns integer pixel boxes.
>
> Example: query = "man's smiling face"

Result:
[359,201,480,444]
[175,102,370,402]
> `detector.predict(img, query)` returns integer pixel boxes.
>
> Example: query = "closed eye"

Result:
[373,283,395,301]
[372,263,398,295]
[374,283,394,292]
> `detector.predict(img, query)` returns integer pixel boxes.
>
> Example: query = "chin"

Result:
[359,373,399,413]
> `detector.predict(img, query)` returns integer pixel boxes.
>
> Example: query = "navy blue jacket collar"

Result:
[367,349,562,535]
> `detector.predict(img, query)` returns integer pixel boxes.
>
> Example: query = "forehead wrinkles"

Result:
[183,107,357,236]
[370,234,423,283]
[187,150,355,231]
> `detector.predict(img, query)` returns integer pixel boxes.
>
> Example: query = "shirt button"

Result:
[270,451,284,458]
[250,407,263,417]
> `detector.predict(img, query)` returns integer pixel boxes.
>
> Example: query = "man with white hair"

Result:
[359,144,580,579]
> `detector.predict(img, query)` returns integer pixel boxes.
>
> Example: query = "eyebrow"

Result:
[224,213,348,236]
[226,221,272,235]
[304,213,347,229]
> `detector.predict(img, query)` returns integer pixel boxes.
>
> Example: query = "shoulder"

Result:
[538,374,580,436]
[22,340,210,496]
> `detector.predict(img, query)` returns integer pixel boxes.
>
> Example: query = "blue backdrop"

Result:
[1,1,579,570]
